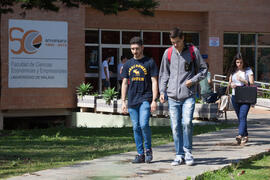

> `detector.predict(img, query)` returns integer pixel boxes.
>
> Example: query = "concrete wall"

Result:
[71,112,171,128]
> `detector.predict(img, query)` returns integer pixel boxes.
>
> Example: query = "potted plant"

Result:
[76,82,98,111]
[96,87,121,113]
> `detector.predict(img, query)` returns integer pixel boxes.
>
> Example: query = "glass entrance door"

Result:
[101,48,119,91]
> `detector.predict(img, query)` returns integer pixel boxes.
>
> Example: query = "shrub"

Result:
[76,82,93,97]
[102,87,118,105]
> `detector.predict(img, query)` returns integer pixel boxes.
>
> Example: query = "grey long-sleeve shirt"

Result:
[159,44,208,101]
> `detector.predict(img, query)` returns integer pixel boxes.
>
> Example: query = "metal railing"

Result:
[213,74,270,97]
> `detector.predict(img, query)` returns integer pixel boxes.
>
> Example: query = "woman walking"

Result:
[228,53,254,145]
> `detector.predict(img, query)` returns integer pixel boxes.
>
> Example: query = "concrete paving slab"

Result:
[7,108,270,180]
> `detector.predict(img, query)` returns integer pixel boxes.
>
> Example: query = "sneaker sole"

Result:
[185,161,194,166]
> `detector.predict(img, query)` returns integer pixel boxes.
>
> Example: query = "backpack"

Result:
[167,45,197,74]
[167,45,195,63]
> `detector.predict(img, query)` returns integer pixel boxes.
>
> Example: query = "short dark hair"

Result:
[170,27,184,39]
[130,36,143,46]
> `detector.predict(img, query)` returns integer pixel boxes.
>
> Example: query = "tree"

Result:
[0,0,159,91]
[0,0,159,16]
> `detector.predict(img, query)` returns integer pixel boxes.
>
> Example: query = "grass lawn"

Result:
[197,151,270,180]
[0,122,235,179]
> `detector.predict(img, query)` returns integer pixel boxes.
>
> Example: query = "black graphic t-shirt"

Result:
[121,57,158,108]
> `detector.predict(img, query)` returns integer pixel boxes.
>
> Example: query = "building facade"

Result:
[1,0,270,128]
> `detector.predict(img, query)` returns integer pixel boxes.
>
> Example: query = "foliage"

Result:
[102,87,118,105]
[92,92,99,97]
[195,97,203,104]
[0,0,159,16]
[258,84,270,99]
[0,123,235,178]
[76,82,93,97]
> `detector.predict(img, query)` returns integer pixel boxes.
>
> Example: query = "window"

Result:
[162,32,171,45]
[224,33,238,45]
[102,31,120,44]
[241,34,255,45]
[184,33,199,46]
[122,31,140,44]
[162,32,200,46]
[258,34,270,45]
[257,48,270,82]
[223,32,270,82]
[86,29,200,92]
[85,46,99,73]
[85,30,99,43]
[143,32,160,45]
[223,47,237,75]
[240,47,255,72]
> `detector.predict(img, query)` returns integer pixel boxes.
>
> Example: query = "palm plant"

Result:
[76,82,93,97]
[102,87,118,105]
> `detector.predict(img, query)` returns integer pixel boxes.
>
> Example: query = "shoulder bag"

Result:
[219,85,231,111]
[235,84,257,104]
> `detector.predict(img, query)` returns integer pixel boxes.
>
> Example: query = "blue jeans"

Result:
[128,101,151,155]
[168,97,195,156]
[231,95,250,137]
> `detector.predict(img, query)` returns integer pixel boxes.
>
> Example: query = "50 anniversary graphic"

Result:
[8,19,68,88]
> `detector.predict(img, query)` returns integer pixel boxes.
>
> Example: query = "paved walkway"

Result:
[8,107,270,180]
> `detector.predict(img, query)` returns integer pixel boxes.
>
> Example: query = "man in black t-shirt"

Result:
[121,37,158,164]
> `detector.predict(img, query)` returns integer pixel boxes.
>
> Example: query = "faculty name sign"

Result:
[8,19,68,88]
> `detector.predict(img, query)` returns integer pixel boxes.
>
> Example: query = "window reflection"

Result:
[223,47,237,75]
[240,47,255,73]
[102,31,120,44]
[241,34,255,45]
[85,30,99,43]
[122,31,140,44]
[162,32,171,45]
[184,33,199,46]
[85,46,99,73]
[258,34,270,46]
[224,33,238,45]
[257,48,270,82]
[143,32,160,45]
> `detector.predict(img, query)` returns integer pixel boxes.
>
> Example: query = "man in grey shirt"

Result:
[159,27,207,166]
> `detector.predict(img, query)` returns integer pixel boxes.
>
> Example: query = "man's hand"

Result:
[160,94,165,103]
[151,101,157,112]
[185,80,193,88]
[122,100,128,114]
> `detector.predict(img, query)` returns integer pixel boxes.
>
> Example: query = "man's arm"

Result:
[151,76,158,112]
[121,78,128,114]
[159,49,170,103]
[104,66,109,81]
[189,47,208,84]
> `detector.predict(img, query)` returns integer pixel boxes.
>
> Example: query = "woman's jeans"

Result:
[128,101,151,155]
[168,97,195,156]
[231,95,250,137]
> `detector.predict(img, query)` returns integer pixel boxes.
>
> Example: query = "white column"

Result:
[0,114,3,130]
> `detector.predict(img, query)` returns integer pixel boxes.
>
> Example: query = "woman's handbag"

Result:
[235,85,257,104]
[218,85,232,111]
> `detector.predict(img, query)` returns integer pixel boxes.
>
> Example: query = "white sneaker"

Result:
[171,155,183,166]
[185,152,194,166]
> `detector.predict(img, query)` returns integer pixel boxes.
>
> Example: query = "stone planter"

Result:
[256,98,270,108]
[77,95,100,108]
[194,103,218,120]
[96,99,123,113]
[153,102,169,117]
